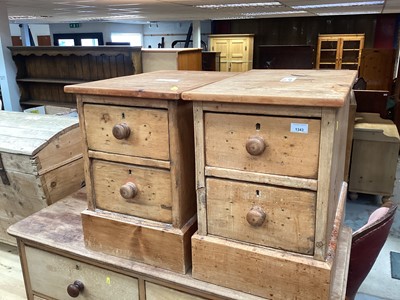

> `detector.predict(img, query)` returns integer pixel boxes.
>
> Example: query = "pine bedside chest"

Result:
[181,69,357,299]
[64,70,237,274]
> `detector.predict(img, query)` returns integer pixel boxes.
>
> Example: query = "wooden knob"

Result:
[246,136,266,156]
[67,280,84,298]
[112,123,131,140]
[120,182,138,200]
[246,206,266,227]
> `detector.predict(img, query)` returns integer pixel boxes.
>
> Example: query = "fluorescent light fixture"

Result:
[292,1,384,9]
[8,15,48,20]
[242,10,308,16]
[196,2,281,9]
[317,10,381,16]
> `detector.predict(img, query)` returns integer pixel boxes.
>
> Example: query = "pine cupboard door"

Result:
[209,34,254,72]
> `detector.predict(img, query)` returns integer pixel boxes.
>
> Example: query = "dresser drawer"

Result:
[92,159,172,223]
[146,282,206,300]
[25,246,139,300]
[84,104,169,160]
[205,113,321,178]
[206,178,316,254]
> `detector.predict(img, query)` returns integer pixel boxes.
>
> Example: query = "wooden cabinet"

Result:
[64,70,236,274]
[0,111,84,245]
[8,46,142,108]
[141,48,202,72]
[359,48,396,90]
[316,34,364,70]
[208,34,254,72]
[349,113,400,201]
[181,69,355,299]
[7,190,350,300]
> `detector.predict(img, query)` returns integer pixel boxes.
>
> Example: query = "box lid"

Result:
[64,70,238,100]
[353,112,400,142]
[0,111,79,156]
[181,69,357,107]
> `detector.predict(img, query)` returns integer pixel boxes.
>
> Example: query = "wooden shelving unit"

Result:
[8,46,142,108]
[316,34,365,70]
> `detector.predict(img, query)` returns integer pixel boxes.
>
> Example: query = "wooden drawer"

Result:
[146,282,205,299]
[84,104,169,160]
[25,246,139,300]
[204,112,321,178]
[206,178,316,254]
[92,159,172,223]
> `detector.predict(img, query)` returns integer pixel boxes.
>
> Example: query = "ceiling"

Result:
[2,0,400,24]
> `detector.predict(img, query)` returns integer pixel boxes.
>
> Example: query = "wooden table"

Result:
[8,189,351,300]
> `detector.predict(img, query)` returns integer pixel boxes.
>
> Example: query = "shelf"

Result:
[17,78,87,85]
[9,46,142,108]
[20,100,77,108]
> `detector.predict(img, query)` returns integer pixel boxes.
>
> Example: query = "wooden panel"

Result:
[92,160,173,223]
[81,209,197,274]
[83,104,170,160]
[146,282,205,300]
[206,178,316,254]
[25,246,139,300]
[354,90,390,119]
[142,52,178,72]
[168,101,197,228]
[204,112,321,178]
[37,35,51,46]
[42,157,85,205]
[0,172,47,245]
[359,48,395,91]
[192,233,332,300]
[177,51,202,71]
[65,70,238,100]
[11,36,22,46]
[181,69,357,107]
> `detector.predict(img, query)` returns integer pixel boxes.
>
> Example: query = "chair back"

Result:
[345,202,398,299]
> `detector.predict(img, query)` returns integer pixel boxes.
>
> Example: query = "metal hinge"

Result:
[0,154,10,185]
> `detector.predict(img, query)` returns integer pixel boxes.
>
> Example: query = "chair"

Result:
[345,201,398,300]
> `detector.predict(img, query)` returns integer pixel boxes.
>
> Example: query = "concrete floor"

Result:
[345,157,400,300]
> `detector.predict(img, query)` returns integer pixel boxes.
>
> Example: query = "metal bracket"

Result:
[0,154,10,185]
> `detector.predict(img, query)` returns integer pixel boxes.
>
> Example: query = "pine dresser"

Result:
[181,69,357,299]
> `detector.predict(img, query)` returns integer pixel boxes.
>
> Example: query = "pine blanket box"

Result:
[181,69,356,299]
[7,189,350,300]
[64,70,237,274]
[348,112,400,202]
[0,111,84,245]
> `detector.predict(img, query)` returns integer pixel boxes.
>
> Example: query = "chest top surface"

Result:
[181,69,357,107]
[0,111,78,155]
[64,70,238,100]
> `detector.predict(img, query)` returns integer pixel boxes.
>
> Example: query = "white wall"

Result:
[49,22,144,45]
[10,21,212,48]
[143,21,211,49]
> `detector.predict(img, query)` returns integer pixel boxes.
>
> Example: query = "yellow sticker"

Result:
[171,86,179,91]
[106,276,111,285]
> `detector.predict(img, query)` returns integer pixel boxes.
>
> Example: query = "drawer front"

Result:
[205,113,320,178]
[84,104,169,160]
[93,159,172,223]
[26,246,139,300]
[206,178,316,254]
[146,282,205,300]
